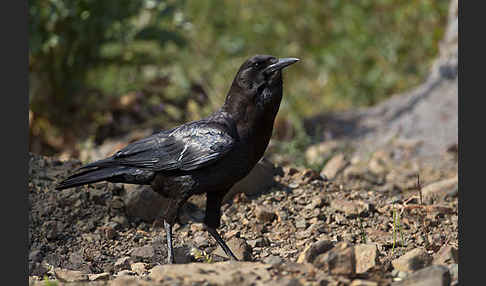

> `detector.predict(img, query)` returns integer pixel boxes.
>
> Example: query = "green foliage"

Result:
[359,218,367,244]
[29,0,185,148]
[29,0,450,158]
[42,275,58,286]
[165,0,450,114]
[392,204,405,254]
[190,248,213,263]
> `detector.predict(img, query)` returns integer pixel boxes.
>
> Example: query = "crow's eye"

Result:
[253,62,261,69]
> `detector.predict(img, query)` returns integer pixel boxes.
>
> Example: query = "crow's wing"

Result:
[80,121,235,172]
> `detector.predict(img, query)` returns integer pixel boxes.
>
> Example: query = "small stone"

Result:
[88,273,110,281]
[296,240,334,264]
[392,248,432,272]
[44,221,58,240]
[101,225,117,239]
[213,237,252,261]
[130,262,147,275]
[422,176,458,204]
[320,153,350,180]
[310,197,324,209]
[277,210,289,222]
[288,182,299,189]
[255,206,277,223]
[295,219,308,229]
[391,265,450,286]
[53,268,89,282]
[131,245,155,260]
[330,199,370,218]
[350,279,378,286]
[264,255,283,265]
[354,244,378,274]
[313,242,355,275]
[116,270,135,276]
[114,256,131,271]
[433,245,458,265]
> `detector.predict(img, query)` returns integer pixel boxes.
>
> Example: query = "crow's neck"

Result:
[222,80,283,163]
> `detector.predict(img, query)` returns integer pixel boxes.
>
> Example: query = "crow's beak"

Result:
[264,58,300,75]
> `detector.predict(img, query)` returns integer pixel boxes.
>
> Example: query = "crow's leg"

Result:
[164,219,175,264]
[204,190,238,261]
[206,225,238,261]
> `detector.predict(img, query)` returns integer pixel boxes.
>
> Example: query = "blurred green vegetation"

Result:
[29,0,450,159]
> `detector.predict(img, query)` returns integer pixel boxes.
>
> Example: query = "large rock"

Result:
[392,265,451,286]
[320,153,349,180]
[149,261,272,285]
[123,185,170,222]
[392,248,432,273]
[313,242,356,276]
[213,237,253,261]
[304,0,458,163]
[223,158,277,203]
[354,244,378,274]
[422,176,458,204]
[433,245,458,265]
[53,268,88,282]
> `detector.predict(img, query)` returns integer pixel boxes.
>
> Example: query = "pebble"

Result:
[350,279,378,286]
[130,262,147,275]
[114,256,131,271]
[295,219,308,229]
[116,270,136,276]
[297,240,334,263]
[131,245,155,260]
[320,153,349,180]
[255,206,277,223]
[330,199,370,218]
[53,268,88,282]
[88,272,110,281]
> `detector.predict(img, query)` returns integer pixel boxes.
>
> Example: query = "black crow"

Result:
[56,55,299,263]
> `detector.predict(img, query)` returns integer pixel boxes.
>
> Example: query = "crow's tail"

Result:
[55,164,156,190]
[55,166,126,190]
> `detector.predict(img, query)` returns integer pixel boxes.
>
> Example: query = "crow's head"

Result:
[234,55,299,93]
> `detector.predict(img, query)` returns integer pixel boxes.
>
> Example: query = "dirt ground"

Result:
[28,2,458,285]
[28,139,458,285]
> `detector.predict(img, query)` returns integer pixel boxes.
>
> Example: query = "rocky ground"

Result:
[29,1,458,285]
[28,137,458,286]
